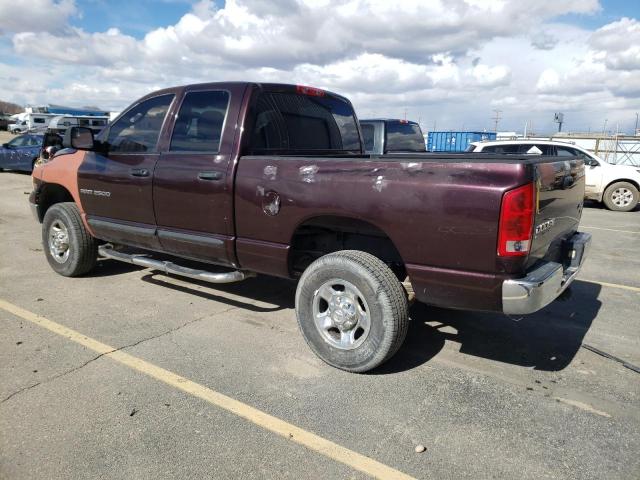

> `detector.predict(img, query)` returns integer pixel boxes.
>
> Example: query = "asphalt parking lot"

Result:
[1,170,639,480]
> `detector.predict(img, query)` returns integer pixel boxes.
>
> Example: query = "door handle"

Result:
[131,168,150,177]
[198,171,223,181]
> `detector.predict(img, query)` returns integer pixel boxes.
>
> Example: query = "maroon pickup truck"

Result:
[30,82,591,372]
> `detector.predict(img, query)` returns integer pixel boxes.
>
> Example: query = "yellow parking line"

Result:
[0,299,415,480]
[581,280,640,293]
[582,226,640,234]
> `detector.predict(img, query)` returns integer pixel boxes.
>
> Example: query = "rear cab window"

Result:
[385,121,425,152]
[249,87,361,154]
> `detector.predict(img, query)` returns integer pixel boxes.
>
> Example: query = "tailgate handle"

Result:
[130,168,150,177]
[198,171,223,181]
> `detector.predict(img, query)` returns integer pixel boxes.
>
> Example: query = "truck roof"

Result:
[360,118,420,125]
[136,82,352,104]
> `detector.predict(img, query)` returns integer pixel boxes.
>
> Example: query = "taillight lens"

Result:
[497,183,535,256]
[296,85,325,97]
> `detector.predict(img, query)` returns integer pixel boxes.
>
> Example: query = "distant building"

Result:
[26,104,109,117]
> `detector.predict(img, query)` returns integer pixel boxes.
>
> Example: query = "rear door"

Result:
[78,93,175,249]
[152,85,242,266]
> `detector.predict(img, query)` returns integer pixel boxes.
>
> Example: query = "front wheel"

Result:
[42,202,98,276]
[295,250,409,373]
[603,181,639,212]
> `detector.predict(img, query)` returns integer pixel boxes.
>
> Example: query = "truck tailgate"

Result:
[527,157,585,268]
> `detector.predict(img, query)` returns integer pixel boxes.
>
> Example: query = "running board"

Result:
[98,245,255,284]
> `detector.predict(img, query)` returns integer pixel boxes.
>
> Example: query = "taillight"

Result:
[296,85,325,97]
[497,182,535,256]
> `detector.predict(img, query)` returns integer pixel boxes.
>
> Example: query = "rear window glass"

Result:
[482,145,521,154]
[361,123,375,152]
[250,92,360,152]
[170,90,229,152]
[385,122,425,152]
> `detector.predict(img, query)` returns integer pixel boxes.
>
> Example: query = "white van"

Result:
[8,113,54,133]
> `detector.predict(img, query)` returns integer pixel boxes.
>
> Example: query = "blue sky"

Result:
[75,0,195,38]
[68,0,640,36]
[1,0,639,133]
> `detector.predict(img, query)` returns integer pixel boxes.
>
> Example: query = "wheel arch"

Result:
[603,178,640,193]
[34,182,75,223]
[288,215,406,279]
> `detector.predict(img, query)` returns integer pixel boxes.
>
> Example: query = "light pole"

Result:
[635,112,638,135]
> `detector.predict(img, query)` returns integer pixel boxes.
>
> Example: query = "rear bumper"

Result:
[502,232,592,314]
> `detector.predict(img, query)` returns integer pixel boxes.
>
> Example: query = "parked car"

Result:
[359,119,426,154]
[0,114,11,131]
[0,133,43,172]
[468,139,640,212]
[30,82,591,372]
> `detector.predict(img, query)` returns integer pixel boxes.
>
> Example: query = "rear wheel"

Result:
[295,250,409,373]
[42,202,98,276]
[603,181,639,212]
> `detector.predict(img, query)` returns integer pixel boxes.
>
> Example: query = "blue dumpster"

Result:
[427,131,497,152]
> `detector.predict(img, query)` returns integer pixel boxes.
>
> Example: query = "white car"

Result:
[468,140,640,212]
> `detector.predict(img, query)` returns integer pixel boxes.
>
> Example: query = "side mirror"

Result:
[66,127,95,150]
[2,143,9,148]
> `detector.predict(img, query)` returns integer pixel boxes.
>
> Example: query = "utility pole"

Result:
[602,119,608,136]
[635,112,638,135]
[491,109,502,133]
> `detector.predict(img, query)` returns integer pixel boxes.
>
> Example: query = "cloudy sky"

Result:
[1,0,639,134]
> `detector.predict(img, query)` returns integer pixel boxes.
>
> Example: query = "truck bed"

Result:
[234,153,585,311]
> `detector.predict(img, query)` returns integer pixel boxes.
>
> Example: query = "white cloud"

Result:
[0,0,77,35]
[3,0,640,133]
[590,17,640,70]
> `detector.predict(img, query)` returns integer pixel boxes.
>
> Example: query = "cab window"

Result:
[250,91,360,153]
[170,90,229,152]
[107,94,174,153]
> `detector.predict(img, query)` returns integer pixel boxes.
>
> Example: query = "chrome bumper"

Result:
[502,232,592,315]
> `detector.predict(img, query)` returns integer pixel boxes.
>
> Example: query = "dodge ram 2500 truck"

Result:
[30,82,591,372]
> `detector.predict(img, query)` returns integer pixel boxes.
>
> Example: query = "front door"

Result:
[153,88,237,266]
[78,93,175,249]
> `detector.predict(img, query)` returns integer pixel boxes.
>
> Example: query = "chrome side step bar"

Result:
[98,245,255,284]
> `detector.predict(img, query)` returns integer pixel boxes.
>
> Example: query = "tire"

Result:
[602,181,639,212]
[42,202,98,276]
[295,250,409,373]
